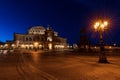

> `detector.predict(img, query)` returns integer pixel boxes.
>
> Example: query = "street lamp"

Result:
[94,20,108,63]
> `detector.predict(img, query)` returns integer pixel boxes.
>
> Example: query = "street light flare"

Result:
[94,25,97,29]
[95,22,100,27]
[94,22,99,29]
[104,21,108,26]
[93,19,109,63]
[94,20,108,31]
[101,24,105,29]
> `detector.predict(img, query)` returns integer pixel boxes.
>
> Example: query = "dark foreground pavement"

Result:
[0,51,120,80]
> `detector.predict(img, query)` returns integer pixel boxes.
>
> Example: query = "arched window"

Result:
[29,37,32,41]
[26,38,28,41]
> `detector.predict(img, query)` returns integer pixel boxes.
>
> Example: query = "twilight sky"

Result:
[0,0,120,45]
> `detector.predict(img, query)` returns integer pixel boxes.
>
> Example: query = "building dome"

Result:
[28,26,46,35]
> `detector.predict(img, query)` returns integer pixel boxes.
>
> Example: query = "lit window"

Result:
[47,37,52,41]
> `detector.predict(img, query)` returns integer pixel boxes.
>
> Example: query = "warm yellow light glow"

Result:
[109,46,112,49]
[34,42,38,47]
[55,45,65,49]
[4,44,8,47]
[30,44,33,47]
[94,22,99,29]
[0,45,3,48]
[21,44,24,47]
[94,46,97,49]
[39,44,42,48]
[104,21,108,26]
[25,45,29,47]
[94,25,97,29]
[95,22,100,27]
[11,44,15,47]
[94,20,108,31]
[101,24,104,29]
[21,44,25,48]
[48,43,52,50]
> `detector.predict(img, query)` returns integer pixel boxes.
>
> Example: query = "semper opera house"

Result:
[13,26,68,50]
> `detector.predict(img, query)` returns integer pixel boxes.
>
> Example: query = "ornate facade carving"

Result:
[14,26,67,50]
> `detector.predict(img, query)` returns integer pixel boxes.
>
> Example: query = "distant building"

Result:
[13,26,67,50]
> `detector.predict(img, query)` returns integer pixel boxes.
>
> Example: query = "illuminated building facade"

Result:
[13,26,67,50]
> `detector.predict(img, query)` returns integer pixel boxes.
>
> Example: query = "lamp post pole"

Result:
[99,30,108,63]
[94,20,108,63]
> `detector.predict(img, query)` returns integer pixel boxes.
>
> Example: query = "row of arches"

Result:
[25,37,33,41]
[25,37,45,42]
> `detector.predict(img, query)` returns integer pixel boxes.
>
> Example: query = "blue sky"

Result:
[0,0,120,45]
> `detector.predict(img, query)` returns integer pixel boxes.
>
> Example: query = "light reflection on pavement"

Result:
[0,51,120,80]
